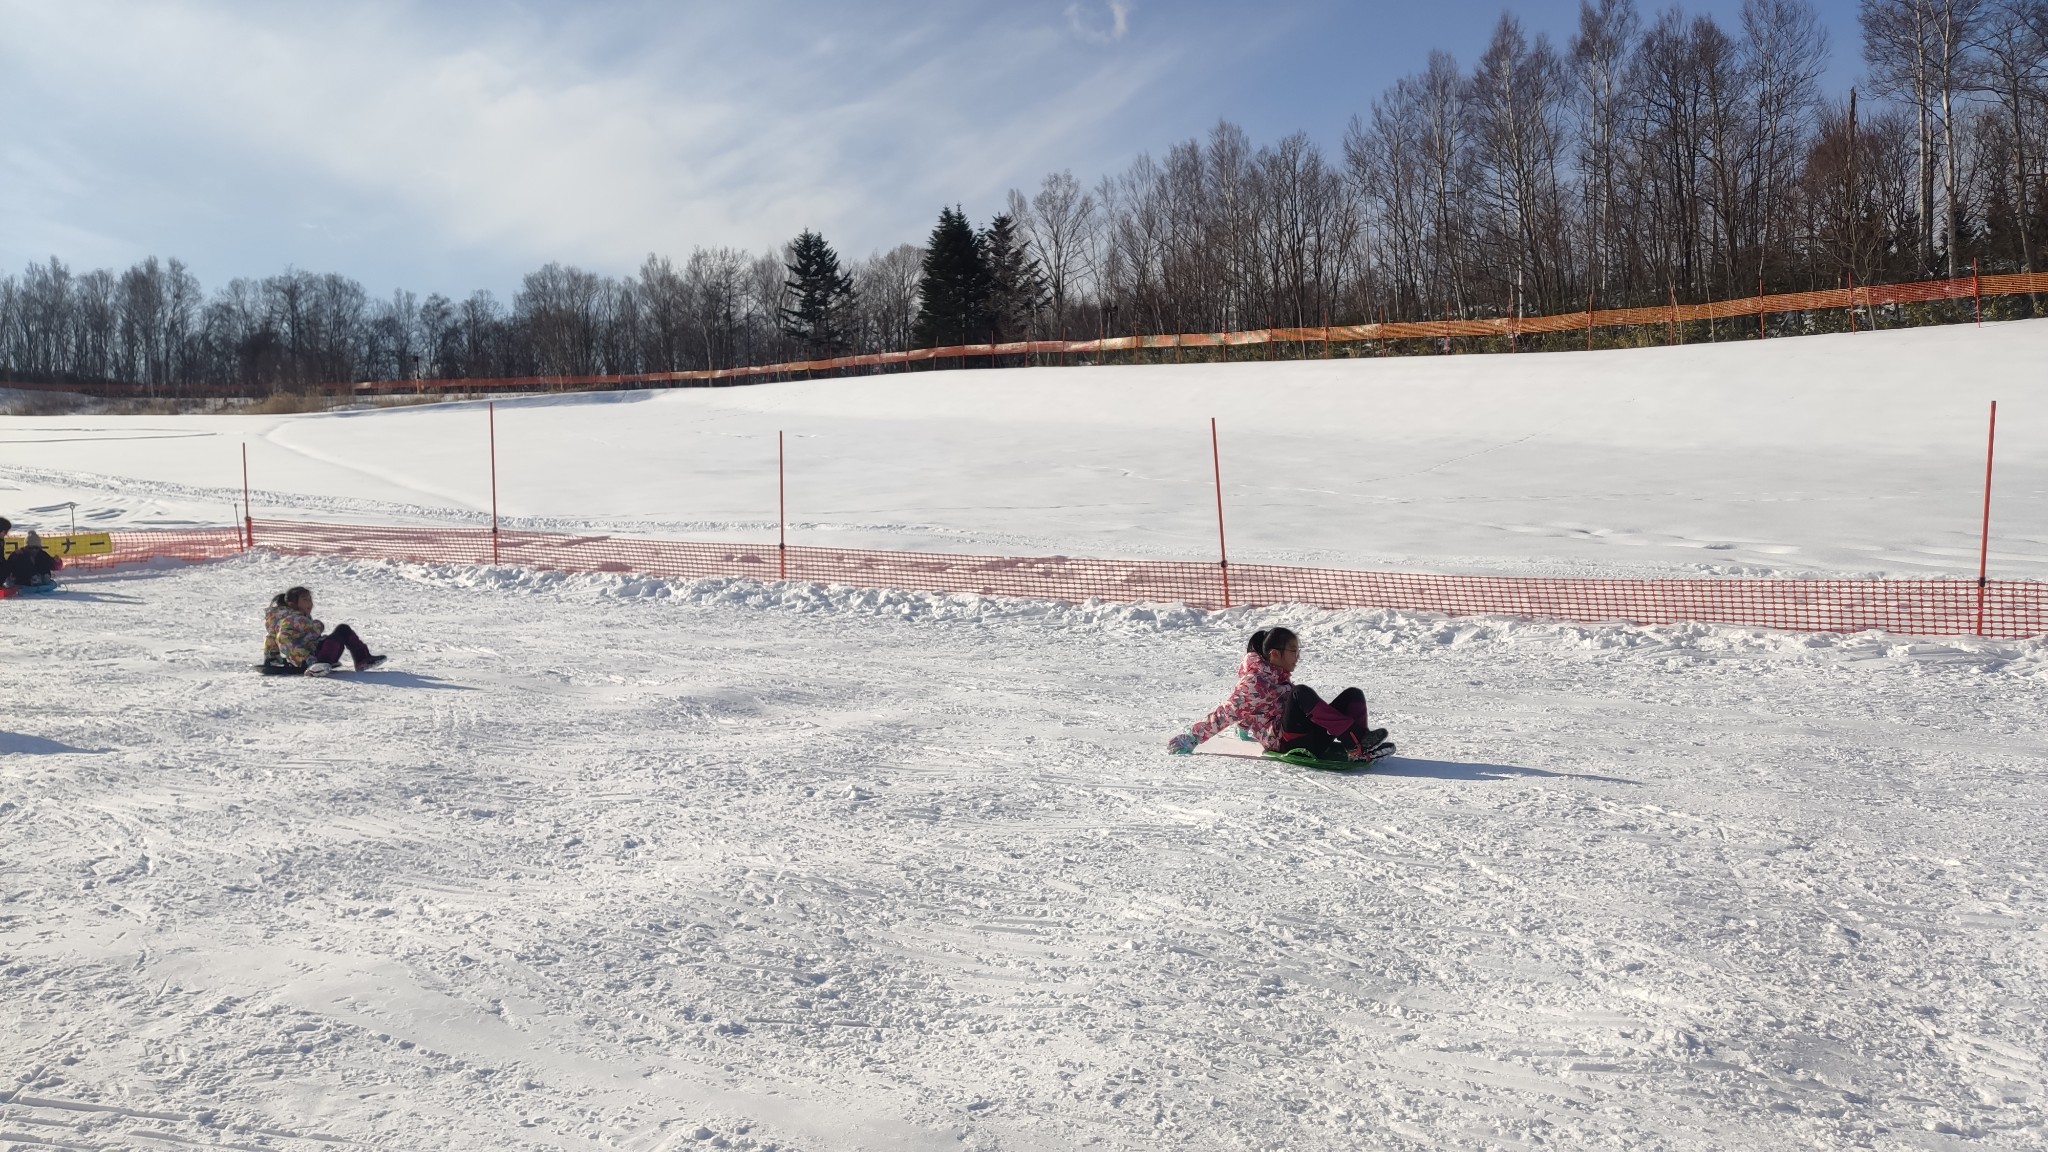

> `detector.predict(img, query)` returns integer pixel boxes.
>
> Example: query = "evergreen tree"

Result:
[779,229,854,355]
[981,213,1047,343]
[912,206,991,348]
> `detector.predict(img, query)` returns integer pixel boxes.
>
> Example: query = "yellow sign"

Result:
[2,532,113,559]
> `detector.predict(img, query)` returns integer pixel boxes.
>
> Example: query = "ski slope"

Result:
[2,318,2044,580]
[4,324,2048,1150]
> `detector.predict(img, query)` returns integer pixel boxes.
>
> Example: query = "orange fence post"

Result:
[241,442,253,549]
[1585,287,1594,351]
[1848,271,1857,332]
[488,401,500,565]
[777,430,787,581]
[1668,288,1677,345]
[1210,417,1230,610]
[1977,400,1998,636]
[1758,278,1766,340]
[1974,258,1982,325]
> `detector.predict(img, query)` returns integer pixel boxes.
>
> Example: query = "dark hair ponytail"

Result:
[1248,627,1298,659]
[274,586,310,609]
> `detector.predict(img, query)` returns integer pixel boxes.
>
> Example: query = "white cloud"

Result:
[1066,1,1132,44]
[0,0,1174,294]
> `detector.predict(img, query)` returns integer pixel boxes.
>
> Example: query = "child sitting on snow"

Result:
[263,585,387,675]
[4,529,63,589]
[1166,627,1388,761]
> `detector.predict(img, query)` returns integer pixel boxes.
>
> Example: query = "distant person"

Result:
[263,585,387,675]
[1166,627,1389,762]
[5,529,62,590]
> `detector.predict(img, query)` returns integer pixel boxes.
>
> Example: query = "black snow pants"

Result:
[1277,685,1375,760]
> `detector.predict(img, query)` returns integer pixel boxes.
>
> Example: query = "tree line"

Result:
[4,0,2045,395]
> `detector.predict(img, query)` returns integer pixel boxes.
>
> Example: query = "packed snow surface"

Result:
[5,556,2048,1149]
[4,325,2047,1149]
[1,319,2044,579]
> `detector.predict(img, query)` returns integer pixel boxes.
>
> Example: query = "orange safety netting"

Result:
[62,527,248,568]
[352,271,2048,396]
[64,521,2048,640]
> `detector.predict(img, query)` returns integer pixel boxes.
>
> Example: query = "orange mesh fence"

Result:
[70,522,2048,640]
[60,527,247,570]
[341,271,2048,397]
[1228,565,2045,639]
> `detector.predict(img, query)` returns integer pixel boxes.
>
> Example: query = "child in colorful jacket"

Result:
[263,586,386,675]
[1166,627,1388,761]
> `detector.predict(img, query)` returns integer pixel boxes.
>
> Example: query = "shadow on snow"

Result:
[0,732,102,755]
[1200,748,1638,785]
[1373,756,1638,786]
[328,670,474,692]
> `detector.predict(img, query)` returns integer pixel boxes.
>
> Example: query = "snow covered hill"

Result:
[3,317,2043,581]
[4,325,2047,1150]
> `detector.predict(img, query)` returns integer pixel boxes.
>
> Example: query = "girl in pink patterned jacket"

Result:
[263,586,387,675]
[1166,628,1387,761]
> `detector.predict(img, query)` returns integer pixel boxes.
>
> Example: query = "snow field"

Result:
[4,555,2047,1149]
[2,317,2045,581]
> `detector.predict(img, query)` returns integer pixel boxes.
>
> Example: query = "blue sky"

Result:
[0,0,1867,300]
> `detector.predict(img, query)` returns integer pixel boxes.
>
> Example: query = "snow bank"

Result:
[336,552,2048,677]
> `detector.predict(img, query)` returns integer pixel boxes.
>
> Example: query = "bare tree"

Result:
[1743,0,1831,285]
[1348,85,1428,315]
[1933,0,1991,274]
[744,251,788,366]
[637,254,693,372]
[685,247,749,370]
[366,289,421,381]
[457,291,505,377]
[417,292,455,378]
[1470,14,1573,314]
[1864,0,1988,274]
[1018,170,1099,336]
[1694,12,1754,297]
[1418,51,1475,314]
[1253,132,1360,327]
[516,263,606,377]
[1973,0,2048,271]
[1571,0,1643,300]
[71,268,117,383]
[850,244,923,358]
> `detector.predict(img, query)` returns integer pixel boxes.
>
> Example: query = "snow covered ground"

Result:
[1,318,2043,580]
[5,555,2047,1149]
[4,325,2048,1149]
